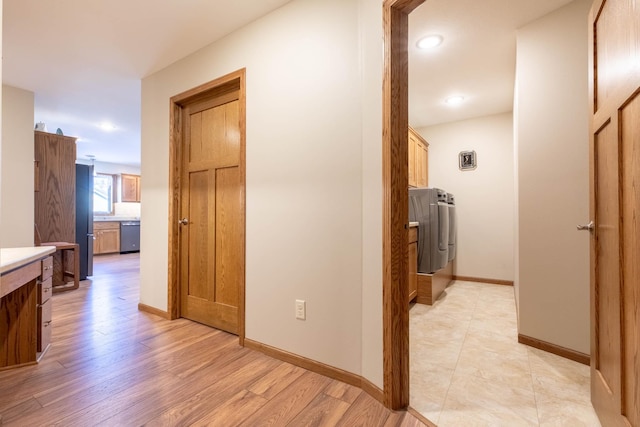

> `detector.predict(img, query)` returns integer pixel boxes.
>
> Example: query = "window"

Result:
[94,173,116,214]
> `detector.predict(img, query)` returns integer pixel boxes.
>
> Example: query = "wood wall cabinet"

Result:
[93,222,121,255]
[121,174,141,202]
[408,127,429,188]
[34,131,76,243]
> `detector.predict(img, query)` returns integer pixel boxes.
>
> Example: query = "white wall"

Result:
[75,159,140,176]
[515,0,590,354]
[359,0,383,387]
[417,112,515,281]
[0,4,3,249]
[141,0,383,385]
[1,85,35,247]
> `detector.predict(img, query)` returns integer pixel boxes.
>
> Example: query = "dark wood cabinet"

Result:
[34,131,77,243]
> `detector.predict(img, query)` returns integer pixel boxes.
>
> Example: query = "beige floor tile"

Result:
[410,318,469,344]
[468,314,518,337]
[438,374,539,427]
[410,365,455,424]
[453,344,533,389]
[411,340,463,371]
[535,391,601,426]
[463,324,528,358]
[410,281,598,426]
[528,348,591,406]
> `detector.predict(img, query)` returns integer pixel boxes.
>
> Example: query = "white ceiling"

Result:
[409,0,575,128]
[3,0,575,167]
[2,0,294,166]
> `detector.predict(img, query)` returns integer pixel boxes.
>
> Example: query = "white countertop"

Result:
[94,216,140,222]
[0,246,56,275]
[409,221,419,227]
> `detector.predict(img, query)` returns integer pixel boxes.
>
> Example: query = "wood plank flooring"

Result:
[0,253,424,426]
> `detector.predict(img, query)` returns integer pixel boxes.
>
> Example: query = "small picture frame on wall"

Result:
[459,150,477,171]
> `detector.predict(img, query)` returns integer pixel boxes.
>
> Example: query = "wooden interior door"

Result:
[179,85,244,335]
[589,0,640,425]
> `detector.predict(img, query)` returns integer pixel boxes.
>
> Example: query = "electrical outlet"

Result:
[295,299,306,320]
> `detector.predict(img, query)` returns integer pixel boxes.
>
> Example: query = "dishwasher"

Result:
[120,221,140,253]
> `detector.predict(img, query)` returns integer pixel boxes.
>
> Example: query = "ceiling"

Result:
[2,0,295,166]
[3,0,575,167]
[409,0,575,128]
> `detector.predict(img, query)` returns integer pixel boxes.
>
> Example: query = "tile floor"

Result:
[410,281,602,427]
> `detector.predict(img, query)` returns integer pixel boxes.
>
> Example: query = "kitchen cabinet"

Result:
[408,127,429,188]
[93,221,121,255]
[121,174,141,202]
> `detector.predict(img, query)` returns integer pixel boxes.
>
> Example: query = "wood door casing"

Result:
[383,0,426,410]
[174,74,245,336]
[589,0,640,424]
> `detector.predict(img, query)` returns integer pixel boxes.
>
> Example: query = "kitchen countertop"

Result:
[0,246,56,275]
[93,217,140,222]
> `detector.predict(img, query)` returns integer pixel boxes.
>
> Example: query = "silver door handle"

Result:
[576,221,594,231]
[179,218,189,225]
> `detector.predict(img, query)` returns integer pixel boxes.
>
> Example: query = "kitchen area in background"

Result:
[77,158,142,280]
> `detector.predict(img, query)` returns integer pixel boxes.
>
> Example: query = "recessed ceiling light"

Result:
[416,35,443,49]
[445,95,465,106]
[99,122,116,131]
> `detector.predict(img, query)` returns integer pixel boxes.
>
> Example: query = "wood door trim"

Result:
[167,68,247,346]
[452,275,515,286]
[382,0,425,410]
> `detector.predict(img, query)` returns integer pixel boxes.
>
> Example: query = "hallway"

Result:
[0,253,422,426]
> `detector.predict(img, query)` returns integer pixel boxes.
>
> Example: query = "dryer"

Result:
[447,193,456,262]
[409,188,449,274]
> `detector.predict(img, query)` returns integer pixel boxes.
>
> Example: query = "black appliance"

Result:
[75,164,94,279]
[120,221,140,253]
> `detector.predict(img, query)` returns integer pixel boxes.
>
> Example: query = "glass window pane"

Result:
[94,174,113,214]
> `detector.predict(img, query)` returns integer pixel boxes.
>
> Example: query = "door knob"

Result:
[576,221,594,231]
[179,218,189,225]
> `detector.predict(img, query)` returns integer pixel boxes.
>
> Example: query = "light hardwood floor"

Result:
[0,253,424,426]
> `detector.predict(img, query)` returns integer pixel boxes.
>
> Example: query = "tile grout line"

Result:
[435,280,480,425]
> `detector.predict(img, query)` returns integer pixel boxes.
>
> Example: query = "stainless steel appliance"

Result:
[120,221,140,253]
[447,193,457,262]
[409,187,450,274]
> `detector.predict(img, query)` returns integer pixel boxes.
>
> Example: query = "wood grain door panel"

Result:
[214,166,242,309]
[180,89,243,334]
[620,92,640,426]
[590,0,640,424]
[593,120,622,407]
